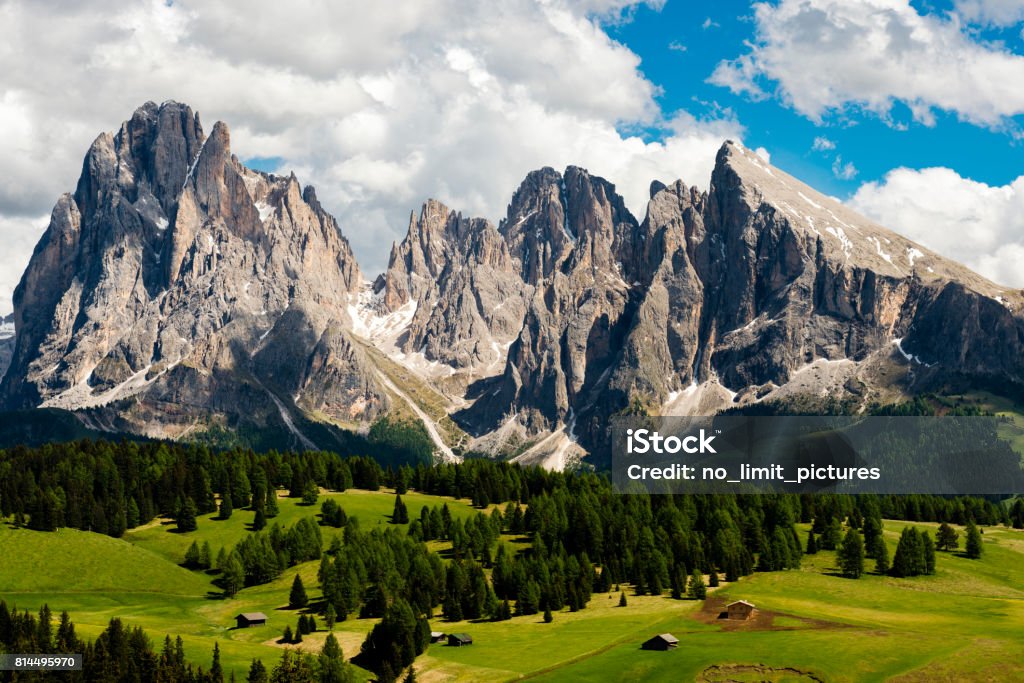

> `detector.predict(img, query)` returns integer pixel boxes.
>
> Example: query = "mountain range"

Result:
[2,101,1022,467]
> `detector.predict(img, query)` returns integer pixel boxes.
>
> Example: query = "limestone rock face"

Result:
[374,199,531,376]
[6,104,1024,466]
[0,314,14,382]
[0,101,383,443]
[453,143,1024,464]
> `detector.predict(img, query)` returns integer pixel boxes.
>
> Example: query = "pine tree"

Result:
[282,625,293,643]
[253,508,266,532]
[891,527,924,577]
[820,517,842,550]
[176,497,198,532]
[265,488,279,518]
[185,541,201,568]
[320,633,348,683]
[936,522,959,551]
[618,591,627,607]
[247,659,268,683]
[289,574,309,609]
[200,541,212,569]
[302,481,319,506]
[687,569,706,600]
[805,530,818,554]
[922,532,936,574]
[211,642,224,683]
[219,492,233,520]
[403,667,417,683]
[838,528,865,579]
[325,603,337,630]
[708,570,720,587]
[126,497,140,529]
[223,554,246,597]
[965,520,983,559]
[1011,499,1024,529]
[543,608,553,623]
[874,536,890,574]
[392,495,409,524]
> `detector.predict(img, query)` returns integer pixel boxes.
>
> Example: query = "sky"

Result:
[1,0,1024,315]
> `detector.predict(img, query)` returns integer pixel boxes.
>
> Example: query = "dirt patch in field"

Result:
[697,664,826,682]
[693,595,854,632]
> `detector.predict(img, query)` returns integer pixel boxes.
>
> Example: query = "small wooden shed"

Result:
[727,600,755,620]
[235,612,268,628]
[642,633,679,651]
[430,631,447,644]
[447,633,473,647]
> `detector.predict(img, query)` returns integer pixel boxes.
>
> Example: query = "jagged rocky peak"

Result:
[500,165,641,285]
[690,139,1024,395]
[1,101,379,444]
[364,198,529,377]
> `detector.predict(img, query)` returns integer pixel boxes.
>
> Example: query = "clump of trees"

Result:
[890,527,936,577]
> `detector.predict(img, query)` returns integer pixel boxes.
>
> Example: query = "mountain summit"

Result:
[1,102,384,444]
[3,105,1022,466]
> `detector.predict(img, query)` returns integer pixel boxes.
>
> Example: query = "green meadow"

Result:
[3,490,1024,682]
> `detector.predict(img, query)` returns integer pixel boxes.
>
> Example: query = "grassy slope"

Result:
[0,489,481,681]
[4,493,1024,682]
[524,521,1024,683]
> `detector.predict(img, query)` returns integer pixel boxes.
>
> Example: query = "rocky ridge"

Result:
[0,102,386,446]
[4,103,1023,467]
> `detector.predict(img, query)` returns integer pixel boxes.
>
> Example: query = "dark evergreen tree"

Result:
[126,497,140,529]
[265,487,280,518]
[687,569,706,600]
[219,493,233,520]
[290,574,309,609]
[200,541,212,569]
[965,520,983,559]
[392,494,409,524]
[874,536,890,574]
[838,528,865,579]
[820,517,842,550]
[806,530,818,554]
[936,522,959,551]
[325,603,337,630]
[176,497,198,532]
[223,554,246,597]
[210,642,224,683]
[185,541,201,569]
[247,658,268,683]
[302,481,319,505]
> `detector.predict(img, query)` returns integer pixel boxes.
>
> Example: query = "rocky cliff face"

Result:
[5,103,1023,466]
[450,143,1024,465]
[366,199,531,380]
[0,314,14,382]
[0,101,384,444]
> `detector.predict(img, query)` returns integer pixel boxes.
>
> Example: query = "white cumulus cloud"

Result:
[850,167,1024,288]
[709,0,1024,128]
[955,0,1024,27]
[0,0,739,315]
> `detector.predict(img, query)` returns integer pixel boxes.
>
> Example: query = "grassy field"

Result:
[3,491,1024,682]
[0,488,483,680]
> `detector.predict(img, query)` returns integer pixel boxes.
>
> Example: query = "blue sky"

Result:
[607,0,1024,199]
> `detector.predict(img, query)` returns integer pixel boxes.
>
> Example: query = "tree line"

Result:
[0,600,359,682]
